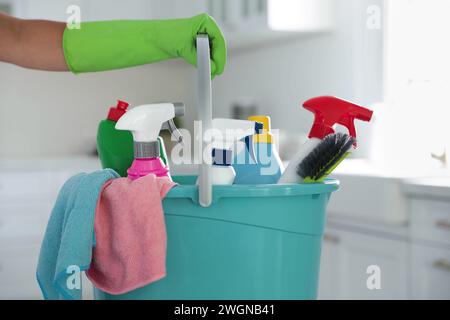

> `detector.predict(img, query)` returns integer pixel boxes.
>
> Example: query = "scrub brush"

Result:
[279,96,373,184]
[297,133,356,183]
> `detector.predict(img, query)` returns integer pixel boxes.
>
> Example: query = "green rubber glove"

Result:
[63,13,226,77]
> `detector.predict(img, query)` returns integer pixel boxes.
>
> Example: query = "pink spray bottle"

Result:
[115,103,184,181]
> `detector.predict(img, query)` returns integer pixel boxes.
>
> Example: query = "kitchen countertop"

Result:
[1,157,449,192]
[324,159,450,225]
[0,156,448,230]
[330,159,450,187]
[0,156,101,173]
[330,159,421,179]
[402,177,450,200]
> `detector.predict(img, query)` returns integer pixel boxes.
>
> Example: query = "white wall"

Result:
[0,0,383,158]
[0,61,193,157]
[210,0,383,158]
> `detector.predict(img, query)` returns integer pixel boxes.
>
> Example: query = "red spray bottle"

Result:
[279,96,373,183]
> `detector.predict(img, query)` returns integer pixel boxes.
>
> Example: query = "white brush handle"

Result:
[196,35,213,207]
[278,138,321,184]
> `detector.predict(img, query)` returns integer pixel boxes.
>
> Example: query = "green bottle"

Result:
[158,136,169,169]
[97,100,169,177]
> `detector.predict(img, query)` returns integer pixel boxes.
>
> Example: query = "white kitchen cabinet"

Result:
[319,227,409,299]
[10,0,155,20]
[13,0,204,21]
[82,0,155,21]
[0,158,100,300]
[207,0,334,49]
[165,0,207,19]
[0,202,51,240]
[320,177,450,300]
[318,231,342,299]
[0,243,42,300]
[9,0,334,49]
[410,198,450,247]
[13,0,83,20]
[406,193,450,299]
[0,172,60,300]
[411,244,450,300]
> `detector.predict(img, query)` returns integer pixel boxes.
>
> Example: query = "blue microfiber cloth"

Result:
[36,169,119,300]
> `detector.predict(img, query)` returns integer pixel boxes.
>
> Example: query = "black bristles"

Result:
[297,133,356,181]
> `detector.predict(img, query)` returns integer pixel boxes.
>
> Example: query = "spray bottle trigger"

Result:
[338,115,358,147]
[163,119,184,145]
[173,102,185,117]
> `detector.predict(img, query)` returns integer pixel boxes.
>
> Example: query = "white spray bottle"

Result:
[115,102,184,180]
[200,118,263,185]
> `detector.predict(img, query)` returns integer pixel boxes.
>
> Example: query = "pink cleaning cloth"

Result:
[86,174,176,295]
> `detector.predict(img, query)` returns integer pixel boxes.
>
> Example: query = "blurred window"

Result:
[386,0,450,157]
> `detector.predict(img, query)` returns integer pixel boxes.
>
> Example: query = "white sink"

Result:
[327,160,409,225]
[327,160,450,225]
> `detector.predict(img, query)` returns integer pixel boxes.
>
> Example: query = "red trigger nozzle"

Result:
[303,96,373,143]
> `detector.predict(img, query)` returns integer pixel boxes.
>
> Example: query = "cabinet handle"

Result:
[435,220,450,230]
[323,233,340,244]
[433,259,450,272]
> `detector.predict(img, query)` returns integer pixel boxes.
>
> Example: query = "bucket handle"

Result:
[196,35,213,207]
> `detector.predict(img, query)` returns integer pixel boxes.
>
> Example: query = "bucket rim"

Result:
[166,175,339,200]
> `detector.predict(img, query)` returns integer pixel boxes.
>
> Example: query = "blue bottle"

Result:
[233,116,284,184]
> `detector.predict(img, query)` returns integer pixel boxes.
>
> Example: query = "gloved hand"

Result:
[63,13,226,77]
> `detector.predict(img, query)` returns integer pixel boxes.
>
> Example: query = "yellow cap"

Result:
[248,115,273,143]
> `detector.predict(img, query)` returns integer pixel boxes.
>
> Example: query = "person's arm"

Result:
[0,12,68,71]
[0,12,226,76]
[63,13,227,77]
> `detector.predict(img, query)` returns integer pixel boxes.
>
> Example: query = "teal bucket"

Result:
[94,176,339,300]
